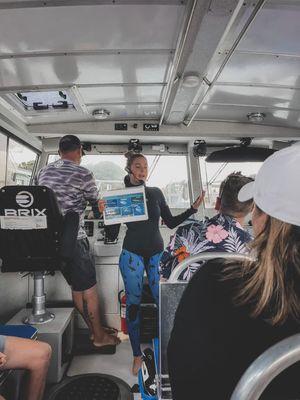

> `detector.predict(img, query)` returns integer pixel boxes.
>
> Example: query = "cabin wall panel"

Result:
[0,272,28,323]
[95,265,119,315]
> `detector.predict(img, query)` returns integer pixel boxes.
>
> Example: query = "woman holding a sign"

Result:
[117,152,204,375]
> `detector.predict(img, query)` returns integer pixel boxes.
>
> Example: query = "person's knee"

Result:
[30,342,52,370]
[128,304,140,322]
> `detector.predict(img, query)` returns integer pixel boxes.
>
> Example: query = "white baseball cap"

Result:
[238,145,300,227]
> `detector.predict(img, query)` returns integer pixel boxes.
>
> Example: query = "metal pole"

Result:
[185,0,267,127]
[23,271,55,324]
[159,0,199,125]
[32,272,46,316]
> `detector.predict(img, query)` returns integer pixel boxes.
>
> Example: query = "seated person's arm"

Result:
[160,221,201,280]
[160,229,186,280]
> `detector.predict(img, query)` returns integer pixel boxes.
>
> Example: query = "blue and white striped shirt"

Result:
[36,159,98,239]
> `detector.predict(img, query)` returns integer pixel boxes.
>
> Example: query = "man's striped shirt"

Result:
[36,159,98,239]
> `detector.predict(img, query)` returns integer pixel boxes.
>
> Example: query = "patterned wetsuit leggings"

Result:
[119,249,162,356]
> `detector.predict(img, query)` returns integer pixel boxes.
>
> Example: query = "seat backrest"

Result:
[231,333,300,400]
[159,252,253,399]
[0,185,63,272]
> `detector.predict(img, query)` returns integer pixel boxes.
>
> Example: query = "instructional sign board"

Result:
[102,186,148,225]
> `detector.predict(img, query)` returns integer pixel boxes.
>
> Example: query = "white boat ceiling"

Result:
[0,0,299,146]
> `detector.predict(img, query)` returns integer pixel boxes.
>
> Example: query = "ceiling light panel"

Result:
[0,54,170,88]
[78,86,164,105]
[237,0,300,56]
[204,85,297,110]
[217,52,300,87]
[86,104,161,120]
[0,4,184,54]
[195,104,300,128]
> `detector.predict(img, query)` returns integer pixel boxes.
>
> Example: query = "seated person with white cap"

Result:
[168,145,300,400]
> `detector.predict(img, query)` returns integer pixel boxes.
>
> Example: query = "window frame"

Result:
[0,126,41,186]
[198,157,263,211]
[45,145,193,209]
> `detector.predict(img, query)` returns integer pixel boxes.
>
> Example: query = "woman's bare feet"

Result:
[132,356,143,376]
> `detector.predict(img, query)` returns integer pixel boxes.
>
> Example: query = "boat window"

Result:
[6,139,38,185]
[48,154,190,208]
[48,154,127,191]
[81,155,126,192]
[199,159,262,210]
[146,155,190,208]
[0,132,7,188]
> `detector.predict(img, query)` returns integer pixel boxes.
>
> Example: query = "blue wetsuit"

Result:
[120,176,196,356]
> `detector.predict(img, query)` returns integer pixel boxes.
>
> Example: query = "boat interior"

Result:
[0,0,300,399]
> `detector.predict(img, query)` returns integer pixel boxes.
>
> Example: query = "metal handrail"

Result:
[231,334,300,400]
[168,252,253,283]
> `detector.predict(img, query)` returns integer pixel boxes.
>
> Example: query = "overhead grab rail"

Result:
[231,333,300,400]
[168,252,253,283]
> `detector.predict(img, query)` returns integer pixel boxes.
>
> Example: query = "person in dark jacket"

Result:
[168,145,300,399]
[111,152,204,374]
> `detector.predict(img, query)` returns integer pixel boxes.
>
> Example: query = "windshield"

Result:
[199,159,262,209]
[48,153,190,208]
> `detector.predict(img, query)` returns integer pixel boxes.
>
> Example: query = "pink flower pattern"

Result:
[205,224,229,243]
[160,213,252,280]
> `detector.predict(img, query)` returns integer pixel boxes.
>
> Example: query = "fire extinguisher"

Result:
[118,290,128,334]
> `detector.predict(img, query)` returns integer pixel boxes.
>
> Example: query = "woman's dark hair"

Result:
[124,151,146,173]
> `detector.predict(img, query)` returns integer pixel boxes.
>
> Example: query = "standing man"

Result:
[36,135,120,348]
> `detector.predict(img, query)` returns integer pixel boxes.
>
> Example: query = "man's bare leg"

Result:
[72,290,94,339]
[72,285,120,346]
[2,337,51,400]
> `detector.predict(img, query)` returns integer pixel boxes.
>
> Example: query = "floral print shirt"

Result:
[160,213,252,281]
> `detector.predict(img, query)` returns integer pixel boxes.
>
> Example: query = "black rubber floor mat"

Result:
[46,374,134,400]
